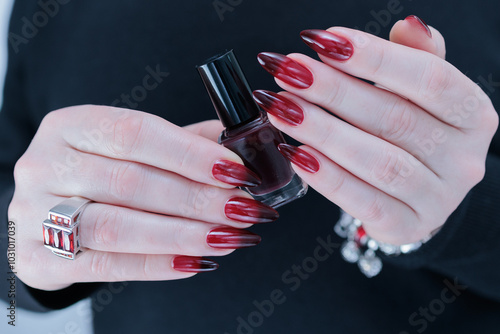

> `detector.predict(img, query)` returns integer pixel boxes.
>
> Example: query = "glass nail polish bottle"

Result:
[197,50,307,208]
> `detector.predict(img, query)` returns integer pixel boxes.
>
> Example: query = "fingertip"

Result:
[389,17,441,57]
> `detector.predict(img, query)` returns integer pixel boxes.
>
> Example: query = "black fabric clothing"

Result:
[1,0,500,333]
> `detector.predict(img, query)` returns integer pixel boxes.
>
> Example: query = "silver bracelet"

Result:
[334,210,436,278]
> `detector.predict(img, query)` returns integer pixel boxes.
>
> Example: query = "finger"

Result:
[276,144,427,244]
[389,15,446,59]
[183,119,224,142]
[299,28,492,129]
[22,241,217,290]
[49,152,278,226]
[253,54,458,176]
[78,203,261,255]
[261,91,442,212]
[45,105,260,189]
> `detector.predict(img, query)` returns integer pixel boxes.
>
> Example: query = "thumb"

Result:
[389,15,446,59]
[183,119,224,142]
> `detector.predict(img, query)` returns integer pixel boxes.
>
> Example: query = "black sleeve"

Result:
[0,0,102,312]
[384,152,500,302]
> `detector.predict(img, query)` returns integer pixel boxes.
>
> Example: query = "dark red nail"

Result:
[172,256,219,272]
[213,160,261,187]
[257,52,313,89]
[225,197,279,224]
[277,144,320,173]
[253,90,304,126]
[207,227,261,249]
[300,30,354,61]
[405,15,432,38]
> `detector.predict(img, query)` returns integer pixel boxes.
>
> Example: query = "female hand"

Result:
[8,105,278,291]
[254,16,498,245]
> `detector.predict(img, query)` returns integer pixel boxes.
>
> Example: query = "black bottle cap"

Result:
[197,50,261,128]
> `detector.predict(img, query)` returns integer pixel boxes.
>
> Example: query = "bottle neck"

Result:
[223,111,268,137]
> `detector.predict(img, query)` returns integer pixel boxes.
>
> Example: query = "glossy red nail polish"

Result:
[253,90,304,126]
[277,144,320,173]
[198,50,307,208]
[225,197,279,223]
[257,52,313,89]
[207,227,261,249]
[300,30,354,61]
[212,160,261,187]
[405,15,432,38]
[172,256,219,272]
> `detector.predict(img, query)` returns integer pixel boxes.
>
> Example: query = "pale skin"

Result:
[267,22,498,244]
[7,20,498,291]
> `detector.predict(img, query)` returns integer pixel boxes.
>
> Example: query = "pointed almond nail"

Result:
[253,90,304,126]
[278,144,320,173]
[172,256,219,272]
[207,227,262,249]
[212,160,261,187]
[225,197,279,224]
[257,52,313,89]
[300,29,354,61]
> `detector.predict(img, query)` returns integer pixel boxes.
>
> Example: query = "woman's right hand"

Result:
[8,105,278,291]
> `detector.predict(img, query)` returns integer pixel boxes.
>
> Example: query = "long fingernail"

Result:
[257,52,313,89]
[207,227,261,249]
[405,15,432,38]
[213,160,261,187]
[277,144,320,173]
[225,197,279,224]
[300,29,354,61]
[253,90,304,126]
[172,256,219,272]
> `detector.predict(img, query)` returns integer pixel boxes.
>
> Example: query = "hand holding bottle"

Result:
[255,17,498,245]
[8,105,278,291]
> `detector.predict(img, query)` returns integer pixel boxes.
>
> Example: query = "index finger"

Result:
[47,105,260,188]
[299,28,493,130]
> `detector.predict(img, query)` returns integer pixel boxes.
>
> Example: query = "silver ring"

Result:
[42,197,91,260]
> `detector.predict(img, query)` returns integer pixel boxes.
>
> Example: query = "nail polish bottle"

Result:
[197,50,307,208]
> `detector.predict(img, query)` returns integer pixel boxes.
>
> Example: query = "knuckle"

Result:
[371,149,408,186]
[141,255,157,278]
[368,43,391,78]
[317,120,339,148]
[89,252,112,280]
[481,104,499,134]
[106,162,143,201]
[92,206,122,249]
[319,78,347,109]
[418,60,452,103]
[166,222,185,254]
[184,183,212,217]
[109,115,144,157]
[362,193,389,228]
[39,108,64,129]
[177,139,196,172]
[323,172,347,201]
[13,156,33,185]
[377,99,417,143]
[462,160,486,186]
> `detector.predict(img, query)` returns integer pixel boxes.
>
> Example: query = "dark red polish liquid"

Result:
[197,50,307,208]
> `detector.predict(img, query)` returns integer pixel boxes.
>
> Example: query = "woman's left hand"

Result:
[254,16,498,245]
